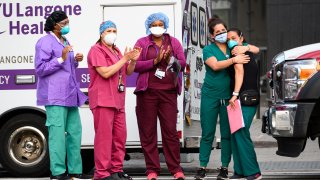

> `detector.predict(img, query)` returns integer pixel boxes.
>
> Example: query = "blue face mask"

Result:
[60,25,70,35]
[227,40,238,49]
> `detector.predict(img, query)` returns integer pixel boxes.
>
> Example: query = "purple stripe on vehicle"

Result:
[0,69,36,90]
[0,68,137,90]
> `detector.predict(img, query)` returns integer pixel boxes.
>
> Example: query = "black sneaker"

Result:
[245,172,262,180]
[194,168,207,179]
[69,173,93,179]
[229,172,245,180]
[217,167,228,180]
[50,173,71,180]
[111,172,132,180]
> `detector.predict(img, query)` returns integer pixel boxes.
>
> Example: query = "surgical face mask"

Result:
[214,32,227,43]
[60,25,70,35]
[149,27,166,37]
[227,40,238,49]
[103,33,117,45]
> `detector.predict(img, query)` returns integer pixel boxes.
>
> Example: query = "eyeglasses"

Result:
[57,21,69,27]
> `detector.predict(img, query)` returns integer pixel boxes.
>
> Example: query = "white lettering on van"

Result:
[81,74,90,83]
[0,76,10,85]
[0,55,33,64]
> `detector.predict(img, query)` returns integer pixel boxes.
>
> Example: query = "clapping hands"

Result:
[124,47,142,63]
[154,45,171,65]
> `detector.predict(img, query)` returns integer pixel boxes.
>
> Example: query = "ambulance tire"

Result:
[0,113,50,177]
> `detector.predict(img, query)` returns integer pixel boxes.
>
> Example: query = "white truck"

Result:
[0,0,211,176]
[262,43,320,157]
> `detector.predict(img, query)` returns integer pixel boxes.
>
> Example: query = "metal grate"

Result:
[259,161,320,171]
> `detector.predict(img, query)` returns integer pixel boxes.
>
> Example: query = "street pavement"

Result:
[1,97,320,179]
[123,117,320,176]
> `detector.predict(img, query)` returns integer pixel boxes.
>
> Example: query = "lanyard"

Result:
[108,47,123,85]
[107,47,122,75]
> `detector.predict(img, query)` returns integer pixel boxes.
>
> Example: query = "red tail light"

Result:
[185,64,190,74]
[177,131,182,139]
[267,70,272,79]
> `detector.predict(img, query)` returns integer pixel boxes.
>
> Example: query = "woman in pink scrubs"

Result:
[87,20,141,180]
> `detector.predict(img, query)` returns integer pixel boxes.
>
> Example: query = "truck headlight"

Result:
[283,59,317,100]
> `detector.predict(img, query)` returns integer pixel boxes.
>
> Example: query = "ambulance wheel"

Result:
[0,113,50,177]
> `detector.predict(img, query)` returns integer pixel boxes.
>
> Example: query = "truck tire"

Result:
[0,113,50,177]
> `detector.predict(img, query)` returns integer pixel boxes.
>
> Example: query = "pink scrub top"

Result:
[87,43,127,110]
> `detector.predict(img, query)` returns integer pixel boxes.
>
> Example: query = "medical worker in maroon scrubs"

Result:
[133,12,186,180]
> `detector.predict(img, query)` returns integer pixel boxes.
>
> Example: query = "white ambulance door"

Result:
[184,0,208,122]
[189,1,201,121]
[103,3,175,143]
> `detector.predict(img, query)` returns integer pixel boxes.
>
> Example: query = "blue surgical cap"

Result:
[145,12,169,34]
[99,20,116,34]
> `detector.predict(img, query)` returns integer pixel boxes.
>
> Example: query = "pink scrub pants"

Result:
[92,106,126,179]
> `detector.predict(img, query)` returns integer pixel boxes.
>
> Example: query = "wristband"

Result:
[232,92,239,96]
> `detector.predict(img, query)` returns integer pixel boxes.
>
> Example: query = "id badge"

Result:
[118,75,125,92]
[155,68,165,79]
[118,84,125,92]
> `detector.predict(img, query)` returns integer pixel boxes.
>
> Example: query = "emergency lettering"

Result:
[0,76,10,85]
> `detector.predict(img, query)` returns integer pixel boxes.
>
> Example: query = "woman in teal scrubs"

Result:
[194,17,259,180]
[227,28,262,180]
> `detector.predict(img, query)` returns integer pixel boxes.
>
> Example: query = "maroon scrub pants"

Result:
[136,89,183,175]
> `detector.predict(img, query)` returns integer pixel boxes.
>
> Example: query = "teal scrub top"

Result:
[202,43,231,99]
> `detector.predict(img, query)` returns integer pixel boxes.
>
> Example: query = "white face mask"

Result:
[214,32,227,43]
[149,27,166,37]
[103,33,117,45]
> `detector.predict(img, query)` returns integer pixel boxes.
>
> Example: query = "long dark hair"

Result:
[207,15,227,35]
[227,27,247,43]
[96,37,102,44]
